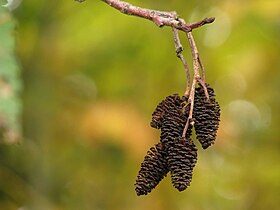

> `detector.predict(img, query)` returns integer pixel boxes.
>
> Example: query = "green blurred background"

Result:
[0,0,280,209]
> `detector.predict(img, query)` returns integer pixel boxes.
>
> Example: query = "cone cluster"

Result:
[135,83,220,196]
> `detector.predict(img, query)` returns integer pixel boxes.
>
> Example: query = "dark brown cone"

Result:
[158,98,197,192]
[135,143,169,196]
[159,98,187,146]
[193,83,221,149]
[168,137,197,191]
[150,94,183,129]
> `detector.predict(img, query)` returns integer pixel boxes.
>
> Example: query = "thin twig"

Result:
[182,32,210,138]
[101,0,215,33]
[182,32,201,138]
[198,57,205,83]
[172,27,191,97]
[198,60,209,101]
[197,53,209,101]
[188,17,215,30]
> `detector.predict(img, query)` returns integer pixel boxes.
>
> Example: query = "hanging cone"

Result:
[158,94,187,146]
[158,97,196,192]
[150,94,183,129]
[160,101,196,192]
[193,83,221,149]
[135,142,169,196]
[168,137,197,191]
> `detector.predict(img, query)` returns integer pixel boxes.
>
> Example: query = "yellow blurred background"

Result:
[1,0,280,209]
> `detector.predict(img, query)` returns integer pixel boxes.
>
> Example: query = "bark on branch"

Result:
[101,0,215,32]
[76,0,214,32]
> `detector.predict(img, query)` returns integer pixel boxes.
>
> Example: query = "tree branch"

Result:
[100,0,214,32]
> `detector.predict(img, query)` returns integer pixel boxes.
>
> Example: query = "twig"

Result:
[182,32,205,138]
[198,57,206,83]
[182,32,209,138]
[197,55,209,99]
[101,0,215,33]
[172,27,191,97]
[182,32,197,138]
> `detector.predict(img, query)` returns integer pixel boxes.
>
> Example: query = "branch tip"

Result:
[206,17,215,23]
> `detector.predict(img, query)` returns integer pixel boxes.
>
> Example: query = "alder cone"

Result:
[159,99,196,191]
[168,137,197,191]
[193,84,221,149]
[135,143,169,196]
[150,94,183,129]
[159,98,187,146]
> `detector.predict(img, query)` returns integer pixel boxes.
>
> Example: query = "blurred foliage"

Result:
[0,6,21,143]
[0,0,280,209]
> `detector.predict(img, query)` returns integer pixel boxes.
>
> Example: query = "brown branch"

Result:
[172,27,191,97]
[101,0,215,33]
